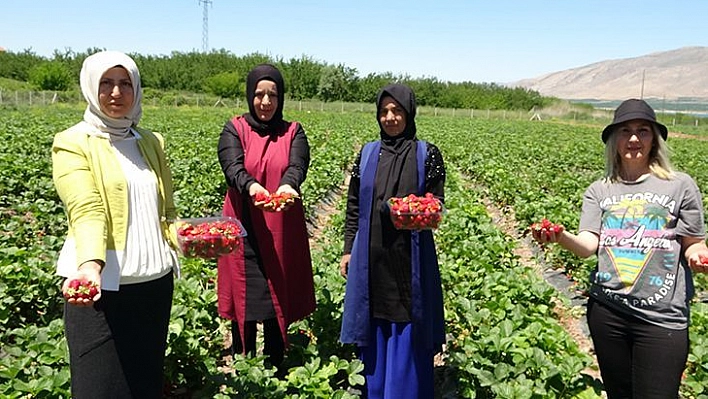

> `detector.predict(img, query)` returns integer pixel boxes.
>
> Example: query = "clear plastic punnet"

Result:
[175,216,247,258]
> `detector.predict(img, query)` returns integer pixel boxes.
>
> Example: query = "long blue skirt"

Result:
[360,319,434,399]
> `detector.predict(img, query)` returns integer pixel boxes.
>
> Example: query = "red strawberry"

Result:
[63,278,99,301]
[530,218,564,240]
[256,192,298,212]
[176,219,244,258]
[388,193,443,230]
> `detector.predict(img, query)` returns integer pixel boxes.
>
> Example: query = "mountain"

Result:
[510,46,708,101]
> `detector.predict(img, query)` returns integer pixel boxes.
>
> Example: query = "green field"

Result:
[2,105,708,398]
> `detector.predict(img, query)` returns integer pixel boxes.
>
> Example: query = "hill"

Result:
[510,46,708,101]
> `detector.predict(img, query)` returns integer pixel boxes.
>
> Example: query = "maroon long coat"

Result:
[217,116,315,346]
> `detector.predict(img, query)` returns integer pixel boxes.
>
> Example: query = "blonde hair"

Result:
[603,124,674,182]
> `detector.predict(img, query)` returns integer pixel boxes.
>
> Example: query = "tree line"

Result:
[0,48,554,110]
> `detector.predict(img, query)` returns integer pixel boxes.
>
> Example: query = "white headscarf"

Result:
[80,51,143,139]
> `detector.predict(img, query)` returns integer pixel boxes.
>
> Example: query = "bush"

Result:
[203,72,244,99]
[28,62,73,91]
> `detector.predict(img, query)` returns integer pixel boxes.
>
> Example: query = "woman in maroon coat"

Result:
[217,64,315,368]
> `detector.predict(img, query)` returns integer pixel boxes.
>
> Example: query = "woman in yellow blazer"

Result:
[52,50,179,398]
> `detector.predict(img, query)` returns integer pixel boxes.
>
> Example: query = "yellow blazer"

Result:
[52,122,178,268]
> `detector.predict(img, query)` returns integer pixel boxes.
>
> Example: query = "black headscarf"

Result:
[244,64,286,133]
[377,83,417,144]
[374,83,418,202]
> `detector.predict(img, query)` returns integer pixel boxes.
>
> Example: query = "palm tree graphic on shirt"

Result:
[603,199,670,289]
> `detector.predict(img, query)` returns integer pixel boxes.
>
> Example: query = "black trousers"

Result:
[587,298,688,399]
[64,273,173,399]
[231,318,284,367]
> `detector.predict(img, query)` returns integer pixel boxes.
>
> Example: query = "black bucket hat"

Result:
[601,99,668,143]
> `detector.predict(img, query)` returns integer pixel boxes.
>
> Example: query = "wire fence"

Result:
[1,89,706,128]
[0,89,589,121]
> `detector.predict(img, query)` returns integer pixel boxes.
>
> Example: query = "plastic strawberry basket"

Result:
[388,194,445,230]
[175,216,247,258]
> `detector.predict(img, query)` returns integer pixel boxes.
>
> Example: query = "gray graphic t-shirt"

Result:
[579,172,704,329]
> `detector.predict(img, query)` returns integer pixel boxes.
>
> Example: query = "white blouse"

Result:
[107,130,178,288]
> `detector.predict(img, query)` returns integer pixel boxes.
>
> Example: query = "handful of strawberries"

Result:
[388,193,444,230]
[63,278,99,301]
[530,218,564,240]
[254,192,298,212]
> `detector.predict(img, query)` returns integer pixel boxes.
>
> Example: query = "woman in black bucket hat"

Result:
[601,98,669,143]
[532,98,708,398]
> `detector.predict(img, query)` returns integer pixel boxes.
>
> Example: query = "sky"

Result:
[1,0,706,84]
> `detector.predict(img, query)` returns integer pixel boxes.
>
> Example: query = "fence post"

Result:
[341,101,344,113]
[29,91,33,106]
[487,109,490,118]
[452,108,456,117]
[52,92,58,104]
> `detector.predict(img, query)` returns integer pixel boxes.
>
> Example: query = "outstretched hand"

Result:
[688,250,708,274]
[274,185,299,212]
[249,183,270,210]
[530,219,565,245]
[63,261,102,306]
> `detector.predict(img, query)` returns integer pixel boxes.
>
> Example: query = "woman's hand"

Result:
[249,183,270,209]
[340,254,351,278]
[530,219,564,245]
[683,237,708,274]
[274,185,299,211]
[687,251,708,274]
[63,260,102,306]
[532,227,599,259]
[276,184,298,196]
[531,228,563,245]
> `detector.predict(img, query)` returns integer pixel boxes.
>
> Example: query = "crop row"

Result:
[4,106,705,397]
[420,116,708,397]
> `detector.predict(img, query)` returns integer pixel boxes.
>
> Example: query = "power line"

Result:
[199,0,212,53]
